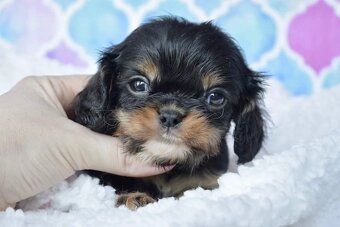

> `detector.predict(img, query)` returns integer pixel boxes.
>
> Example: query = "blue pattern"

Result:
[264,51,313,95]
[124,0,149,9]
[194,0,224,14]
[0,0,339,95]
[323,62,340,89]
[266,0,313,16]
[54,0,74,9]
[144,0,198,22]
[69,0,128,58]
[216,1,277,64]
[0,3,23,43]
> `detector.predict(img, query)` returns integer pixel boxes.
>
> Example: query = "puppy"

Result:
[74,17,265,210]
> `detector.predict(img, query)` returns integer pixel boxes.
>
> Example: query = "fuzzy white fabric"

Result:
[1,45,340,227]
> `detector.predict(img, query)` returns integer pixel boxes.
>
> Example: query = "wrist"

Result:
[0,199,15,211]
[0,159,14,210]
[0,169,15,211]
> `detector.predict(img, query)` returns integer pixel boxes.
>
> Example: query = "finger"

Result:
[13,75,91,116]
[47,75,91,112]
[66,124,173,177]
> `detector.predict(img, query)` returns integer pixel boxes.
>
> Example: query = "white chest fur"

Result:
[137,139,192,164]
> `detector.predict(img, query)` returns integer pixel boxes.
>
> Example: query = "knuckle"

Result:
[20,75,39,84]
[17,76,43,88]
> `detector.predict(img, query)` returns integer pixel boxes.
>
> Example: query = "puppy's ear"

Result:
[74,47,121,133]
[233,70,265,164]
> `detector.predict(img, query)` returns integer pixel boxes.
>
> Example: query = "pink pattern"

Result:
[46,42,88,68]
[288,0,340,74]
[0,0,58,53]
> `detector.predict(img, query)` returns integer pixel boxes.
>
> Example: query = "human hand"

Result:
[0,75,172,210]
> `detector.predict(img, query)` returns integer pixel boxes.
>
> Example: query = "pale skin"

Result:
[0,75,172,210]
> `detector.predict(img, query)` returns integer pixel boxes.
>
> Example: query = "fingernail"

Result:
[160,164,175,172]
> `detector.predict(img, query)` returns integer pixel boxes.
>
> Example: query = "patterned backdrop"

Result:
[1,0,339,96]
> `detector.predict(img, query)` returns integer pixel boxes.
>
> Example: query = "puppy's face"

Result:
[75,18,265,168]
[113,53,230,167]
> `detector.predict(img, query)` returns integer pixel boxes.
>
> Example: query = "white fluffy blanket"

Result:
[1,46,340,227]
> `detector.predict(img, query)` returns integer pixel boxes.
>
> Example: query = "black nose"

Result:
[159,110,183,128]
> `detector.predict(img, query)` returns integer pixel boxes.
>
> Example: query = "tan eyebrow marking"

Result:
[202,73,225,90]
[136,59,159,82]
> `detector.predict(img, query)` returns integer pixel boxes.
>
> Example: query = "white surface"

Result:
[0,45,339,227]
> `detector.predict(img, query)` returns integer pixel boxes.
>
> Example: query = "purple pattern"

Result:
[1,0,340,94]
[288,0,340,74]
[0,0,58,53]
[46,42,88,68]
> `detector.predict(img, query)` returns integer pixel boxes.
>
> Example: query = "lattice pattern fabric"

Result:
[0,0,339,95]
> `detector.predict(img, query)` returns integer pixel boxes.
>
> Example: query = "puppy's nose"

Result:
[159,110,183,128]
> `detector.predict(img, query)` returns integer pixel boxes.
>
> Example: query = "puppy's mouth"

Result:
[159,128,182,144]
[116,107,222,167]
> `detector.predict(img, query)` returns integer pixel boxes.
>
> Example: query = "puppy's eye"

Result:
[131,80,148,92]
[206,92,225,106]
[128,76,150,94]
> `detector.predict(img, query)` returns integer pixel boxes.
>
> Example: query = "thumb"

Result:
[67,124,173,177]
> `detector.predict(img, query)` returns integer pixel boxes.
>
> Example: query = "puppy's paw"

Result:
[115,192,156,210]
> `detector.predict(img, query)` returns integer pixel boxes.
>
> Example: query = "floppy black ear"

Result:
[233,70,265,164]
[74,47,121,134]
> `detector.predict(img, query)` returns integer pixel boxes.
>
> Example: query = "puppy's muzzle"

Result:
[159,109,184,128]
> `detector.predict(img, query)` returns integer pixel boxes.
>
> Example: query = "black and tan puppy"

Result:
[74,17,265,210]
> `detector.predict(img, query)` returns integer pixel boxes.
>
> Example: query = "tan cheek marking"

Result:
[202,73,225,90]
[116,106,159,140]
[136,60,159,82]
[179,112,222,155]
[113,126,124,137]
